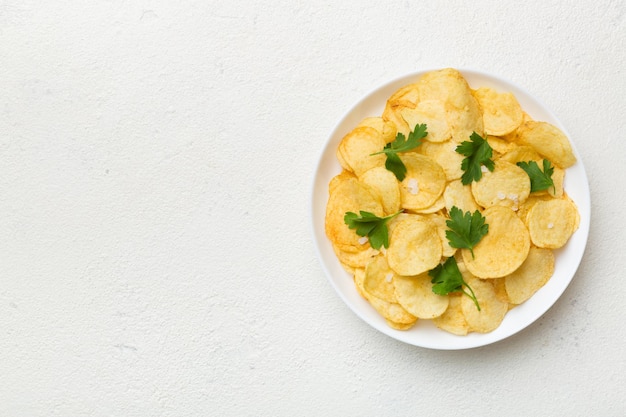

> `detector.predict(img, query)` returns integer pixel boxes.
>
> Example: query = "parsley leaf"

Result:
[445,206,489,259]
[344,210,402,249]
[517,159,555,193]
[456,132,495,185]
[429,257,481,311]
[371,124,427,181]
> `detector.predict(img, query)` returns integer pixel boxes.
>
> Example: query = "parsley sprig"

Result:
[445,206,489,259]
[429,257,481,311]
[517,159,555,193]
[456,132,495,185]
[344,210,403,250]
[371,124,427,181]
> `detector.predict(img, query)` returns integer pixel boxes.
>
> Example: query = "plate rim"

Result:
[311,68,591,350]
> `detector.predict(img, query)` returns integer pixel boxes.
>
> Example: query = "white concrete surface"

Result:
[0,1,624,416]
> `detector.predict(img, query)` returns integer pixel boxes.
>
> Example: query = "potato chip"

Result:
[332,243,378,269]
[487,135,518,155]
[394,273,449,319]
[498,145,542,165]
[385,319,417,331]
[387,216,442,276]
[461,275,509,333]
[354,268,418,325]
[356,117,398,144]
[463,205,530,278]
[423,213,457,257]
[471,160,530,210]
[473,86,524,136]
[416,68,484,142]
[432,293,469,336]
[400,100,451,143]
[505,247,555,304]
[526,198,579,249]
[515,121,577,168]
[359,166,401,215]
[337,126,387,176]
[412,194,446,214]
[399,153,446,210]
[364,255,397,303]
[418,140,465,181]
[325,176,383,249]
[443,179,481,214]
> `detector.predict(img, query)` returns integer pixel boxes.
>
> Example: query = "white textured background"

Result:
[1,1,624,416]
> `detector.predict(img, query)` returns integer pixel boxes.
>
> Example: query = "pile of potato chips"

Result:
[325,68,580,335]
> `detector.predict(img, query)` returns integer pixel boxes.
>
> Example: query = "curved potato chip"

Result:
[526,198,579,249]
[385,319,417,331]
[416,68,484,142]
[332,242,378,269]
[461,274,509,333]
[354,268,417,325]
[328,170,356,195]
[423,213,457,257]
[487,135,518,155]
[498,145,542,165]
[325,177,383,249]
[337,126,387,176]
[357,117,398,144]
[505,247,555,304]
[387,216,442,276]
[359,166,401,215]
[412,194,446,214]
[432,293,469,336]
[400,100,451,143]
[473,87,524,136]
[516,121,577,168]
[393,273,449,319]
[471,160,530,210]
[418,140,465,181]
[443,179,480,214]
[364,255,397,303]
[399,153,446,210]
[463,205,530,279]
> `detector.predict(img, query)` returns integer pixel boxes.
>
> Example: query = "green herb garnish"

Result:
[445,206,489,259]
[371,124,427,181]
[517,159,555,193]
[456,132,495,185]
[344,210,403,249]
[429,257,481,311]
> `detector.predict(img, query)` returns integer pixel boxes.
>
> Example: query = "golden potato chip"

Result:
[399,153,446,210]
[487,135,518,155]
[471,160,530,210]
[526,198,579,249]
[393,273,449,319]
[418,140,465,181]
[364,255,397,303]
[337,126,387,176]
[473,86,524,136]
[505,247,555,304]
[490,277,510,304]
[385,319,417,331]
[386,82,420,108]
[463,205,530,278]
[498,145,542,165]
[325,176,383,249]
[359,166,401,215]
[332,243,378,269]
[354,268,417,325]
[443,179,480,214]
[416,68,484,142]
[461,275,509,333]
[356,117,398,144]
[423,213,457,257]
[432,293,469,336]
[412,194,446,214]
[387,216,442,276]
[516,121,577,168]
[400,100,451,143]
[328,170,356,195]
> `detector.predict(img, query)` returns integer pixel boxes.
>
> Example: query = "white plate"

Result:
[311,69,590,350]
